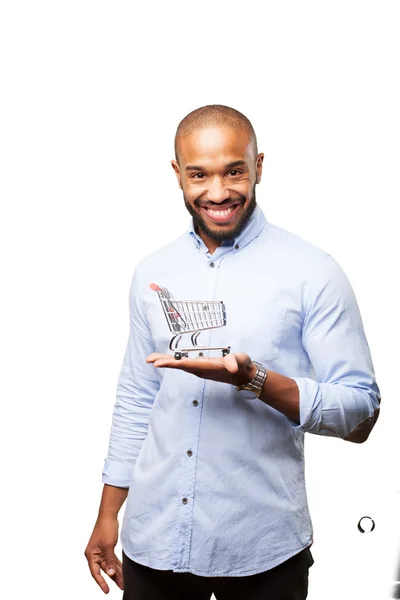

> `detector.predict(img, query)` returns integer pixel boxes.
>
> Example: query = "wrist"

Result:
[98,484,128,520]
[242,361,257,385]
[97,509,119,521]
[236,360,268,398]
[246,361,258,384]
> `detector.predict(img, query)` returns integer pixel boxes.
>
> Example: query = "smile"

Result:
[201,204,241,223]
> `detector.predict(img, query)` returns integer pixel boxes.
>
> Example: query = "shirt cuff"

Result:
[101,458,133,488]
[288,377,322,431]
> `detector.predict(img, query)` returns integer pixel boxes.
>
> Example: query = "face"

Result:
[171,126,264,249]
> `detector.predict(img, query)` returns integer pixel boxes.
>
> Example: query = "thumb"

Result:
[224,353,239,373]
[103,546,117,576]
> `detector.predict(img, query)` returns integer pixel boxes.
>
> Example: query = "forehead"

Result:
[177,125,252,167]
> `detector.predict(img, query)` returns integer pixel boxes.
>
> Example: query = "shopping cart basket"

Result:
[150,283,231,360]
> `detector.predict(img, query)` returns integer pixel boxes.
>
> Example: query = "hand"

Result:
[146,351,257,387]
[84,517,124,594]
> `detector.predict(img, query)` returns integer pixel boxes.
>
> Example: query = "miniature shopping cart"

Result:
[150,283,231,360]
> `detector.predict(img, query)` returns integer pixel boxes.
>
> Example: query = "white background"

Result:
[1,1,399,599]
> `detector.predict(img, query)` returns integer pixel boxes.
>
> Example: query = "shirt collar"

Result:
[186,202,267,253]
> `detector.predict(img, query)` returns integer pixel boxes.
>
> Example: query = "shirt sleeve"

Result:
[290,254,381,443]
[101,265,160,487]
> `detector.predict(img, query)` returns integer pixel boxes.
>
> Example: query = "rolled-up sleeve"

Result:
[102,265,160,487]
[291,254,381,443]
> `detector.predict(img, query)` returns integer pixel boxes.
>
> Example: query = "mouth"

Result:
[200,203,241,224]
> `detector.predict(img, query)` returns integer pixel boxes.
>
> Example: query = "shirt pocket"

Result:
[236,306,287,363]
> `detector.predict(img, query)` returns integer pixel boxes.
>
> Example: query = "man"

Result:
[85,105,381,599]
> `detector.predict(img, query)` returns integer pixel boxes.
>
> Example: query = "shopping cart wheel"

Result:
[222,349,230,357]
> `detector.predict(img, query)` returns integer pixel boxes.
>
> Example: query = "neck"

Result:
[195,227,222,255]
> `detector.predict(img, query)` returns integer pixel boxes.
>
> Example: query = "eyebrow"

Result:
[185,160,247,172]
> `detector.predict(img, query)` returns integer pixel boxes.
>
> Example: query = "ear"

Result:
[171,160,183,190]
[255,153,264,184]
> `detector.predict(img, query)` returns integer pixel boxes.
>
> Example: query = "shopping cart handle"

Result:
[150,283,162,291]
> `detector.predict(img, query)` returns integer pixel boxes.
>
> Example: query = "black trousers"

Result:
[122,546,314,600]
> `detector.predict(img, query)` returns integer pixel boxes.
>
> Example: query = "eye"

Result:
[192,173,205,179]
[228,169,241,176]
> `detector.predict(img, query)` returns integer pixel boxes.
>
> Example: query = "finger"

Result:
[153,357,204,369]
[114,567,124,590]
[153,359,184,368]
[88,560,110,594]
[223,353,239,373]
[146,353,170,363]
[113,558,123,572]
[147,352,218,366]
[102,547,118,577]
[100,553,122,571]
[102,561,124,591]
[154,356,223,370]
[234,352,254,368]
[99,559,121,572]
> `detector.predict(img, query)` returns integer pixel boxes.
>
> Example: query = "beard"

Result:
[183,185,257,242]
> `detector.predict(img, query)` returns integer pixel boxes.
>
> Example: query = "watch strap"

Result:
[236,361,268,397]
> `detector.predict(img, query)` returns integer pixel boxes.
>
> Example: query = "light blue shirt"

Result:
[102,202,380,577]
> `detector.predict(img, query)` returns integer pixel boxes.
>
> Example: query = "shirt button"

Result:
[182,497,188,504]
[187,450,193,457]
[234,244,239,250]
[209,262,215,268]
[192,400,199,406]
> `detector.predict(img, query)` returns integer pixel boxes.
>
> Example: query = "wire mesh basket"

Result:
[150,283,231,360]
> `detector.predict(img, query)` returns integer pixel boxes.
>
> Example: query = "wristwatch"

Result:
[236,361,268,398]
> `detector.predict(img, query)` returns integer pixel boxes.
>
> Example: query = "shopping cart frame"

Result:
[150,283,231,360]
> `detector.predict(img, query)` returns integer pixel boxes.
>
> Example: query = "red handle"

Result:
[150,283,161,291]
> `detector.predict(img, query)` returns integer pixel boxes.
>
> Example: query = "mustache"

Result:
[195,196,246,209]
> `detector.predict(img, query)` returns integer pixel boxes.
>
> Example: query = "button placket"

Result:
[172,393,202,568]
[173,258,219,569]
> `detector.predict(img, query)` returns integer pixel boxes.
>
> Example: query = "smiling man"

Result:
[176,118,260,253]
[85,105,381,600]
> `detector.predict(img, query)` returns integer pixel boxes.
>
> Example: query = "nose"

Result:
[206,177,230,203]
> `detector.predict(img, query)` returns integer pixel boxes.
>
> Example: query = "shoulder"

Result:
[266,222,328,259]
[263,222,354,298]
[265,222,333,273]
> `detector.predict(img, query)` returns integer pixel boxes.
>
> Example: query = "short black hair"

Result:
[174,104,258,164]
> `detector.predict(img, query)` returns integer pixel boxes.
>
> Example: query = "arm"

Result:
[98,484,129,519]
[257,370,300,423]
[85,266,159,594]
[257,254,381,443]
[102,264,160,488]
[85,484,128,592]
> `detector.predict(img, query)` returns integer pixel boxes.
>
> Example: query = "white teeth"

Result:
[207,206,235,217]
